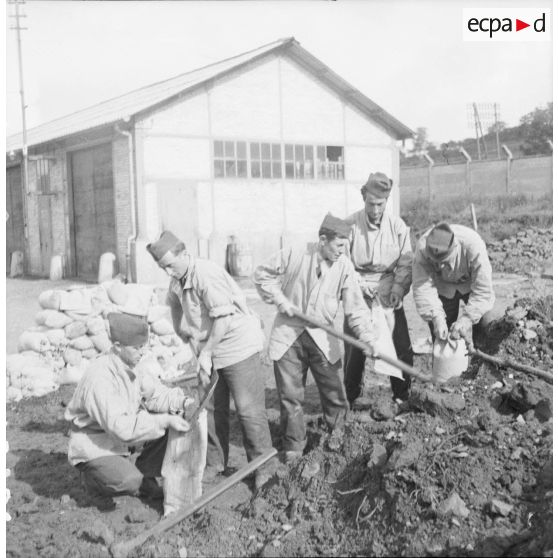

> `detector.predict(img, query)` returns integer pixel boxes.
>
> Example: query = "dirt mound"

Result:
[487,228,552,274]
[6,297,553,558]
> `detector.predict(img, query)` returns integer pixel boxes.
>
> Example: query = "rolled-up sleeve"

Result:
[252,248,291,306]
[142,379,186,415]
[83,380,166,445]
[412,247,446,322]
[463,242,495,323]
[392,222,413,298]
[197,272,238,318]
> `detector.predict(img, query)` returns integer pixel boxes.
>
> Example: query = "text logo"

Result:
[463,9,551,41]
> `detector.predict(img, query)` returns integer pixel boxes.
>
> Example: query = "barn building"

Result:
[6,37,413,283]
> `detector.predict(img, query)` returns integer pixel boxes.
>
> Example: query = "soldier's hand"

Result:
[432,316,448,341]
[361,284,377,301]
[166,414,191,432]
[449,316,473,342]
[277,300,295,317]
[360,333,379,357]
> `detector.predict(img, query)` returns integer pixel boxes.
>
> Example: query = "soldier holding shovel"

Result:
[253,214,377,463]
[146,231,274,490]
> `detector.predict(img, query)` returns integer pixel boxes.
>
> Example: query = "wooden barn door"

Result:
[70,143,116,280]
[6,165,25,271]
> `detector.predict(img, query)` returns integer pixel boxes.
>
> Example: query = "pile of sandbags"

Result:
[6,279,196,403]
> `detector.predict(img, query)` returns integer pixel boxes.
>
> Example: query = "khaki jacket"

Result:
[413,224,495,323]
[65,352,185,466]
[253,243,374,363]
[345,209,413,306]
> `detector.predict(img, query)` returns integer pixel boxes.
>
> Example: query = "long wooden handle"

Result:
[290,308,432,383]
[110,448,278,558]
[470,348,552,384]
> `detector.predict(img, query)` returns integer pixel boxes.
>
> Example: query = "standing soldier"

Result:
[344,172,414,407]
[253,214,376,463]
[413,222,495,343]
[146,231,274,489]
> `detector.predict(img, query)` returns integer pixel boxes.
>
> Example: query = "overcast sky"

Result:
[4,0,554,144]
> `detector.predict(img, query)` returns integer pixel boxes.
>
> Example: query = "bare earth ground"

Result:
[5,272,553,558]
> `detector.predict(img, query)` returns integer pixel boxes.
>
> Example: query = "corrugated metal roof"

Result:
[7,37,413,151]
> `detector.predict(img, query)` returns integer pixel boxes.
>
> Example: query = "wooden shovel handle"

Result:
[109,448,278,558]
[289,308,431,383]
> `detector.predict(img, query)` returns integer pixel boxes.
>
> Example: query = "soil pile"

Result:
[487,228,552,274]
[6,297,553,558]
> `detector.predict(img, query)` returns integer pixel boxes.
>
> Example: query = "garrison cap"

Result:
[320,213,352,239]
[426,223,455,259]
[361,172,393,199]
[146,231,184,267]
[107,312,149,347]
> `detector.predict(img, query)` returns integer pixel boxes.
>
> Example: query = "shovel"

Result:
[110,448,278,558]
[290,307,432,383]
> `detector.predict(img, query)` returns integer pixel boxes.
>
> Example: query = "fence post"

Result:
[460,147,472,200]
[422,153,434,217]
[502,144,513,194]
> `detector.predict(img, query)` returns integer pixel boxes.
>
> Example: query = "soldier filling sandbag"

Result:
[64,312,191,501]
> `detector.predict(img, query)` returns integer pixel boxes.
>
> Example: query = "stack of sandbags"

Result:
[6,279,198,402]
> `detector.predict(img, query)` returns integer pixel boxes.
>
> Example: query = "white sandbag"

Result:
[63,348,82,366]
[27,325,49,333]
[7,387,23,403]
[45,329,67,346]
[370,304,403,380]
[64,321,88,340]
[162,408,208,516]
[91,332,112,353]
[172,345,195,368]
[18,331,51,353]
[81,348,99,359]
[136,355,166,396]
[7,354,32,378]
[147,305,169,324]
[71,336,94,351]
[86,316,106,336]
[59,289,92,314]
[59,362,87,385]
[21,365,56,382]
[106,280,129,306]
[151,319,174,336]
[119,284,154,317]
[64,310,90,322]
[38,290,62,311]
[159,334,174,346]
[22,378,58,397]
[35,310,72,329]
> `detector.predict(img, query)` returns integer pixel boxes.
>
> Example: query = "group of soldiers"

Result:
[65,170,495,502]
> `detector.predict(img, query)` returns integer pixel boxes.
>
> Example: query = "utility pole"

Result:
[9,0,30,252]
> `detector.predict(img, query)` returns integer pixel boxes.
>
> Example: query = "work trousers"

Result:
[344,305,413,404]
[75,433,168,497]
[206,352,273,470]
[273,330,349,453]
[428,291,482,341]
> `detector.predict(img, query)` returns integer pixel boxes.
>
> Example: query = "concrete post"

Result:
[422,153,434,216]
[460,147,472,200]
[502,144,513,194]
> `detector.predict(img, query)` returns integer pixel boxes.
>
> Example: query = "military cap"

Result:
[107,312,149,347]
[146,231,184,267]
[319,213,352,239]
[426,223,455,259]
[361,172,393,199]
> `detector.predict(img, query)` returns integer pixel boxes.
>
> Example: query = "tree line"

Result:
[402,102,553,167]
